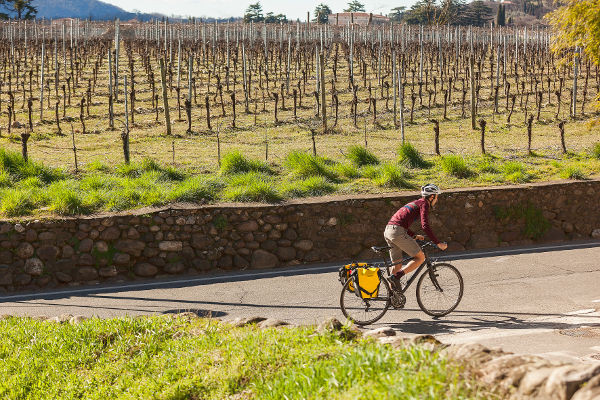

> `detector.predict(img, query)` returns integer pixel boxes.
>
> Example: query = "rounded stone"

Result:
[37,245,60,261]
[98,266,118,278]
[94,241,109,253]
[25,258,44,276]
[113,253,131,265]
[14,224,26,233]
[276,247,296,261]
[55,271,73,283]
[78,238,93,253]
[15,243,35,259]
[294,240,314,252]
[100,226,121,241]
[134,263,158,277]
[164,262,186,274]
[251,250,279,269]
[234,255,249,269]
[238,221,259,232]
[217,256,233,269]
[77,266,99,281]
[62,245,75,259]
[38,231,57,241]
[25,230,38,242]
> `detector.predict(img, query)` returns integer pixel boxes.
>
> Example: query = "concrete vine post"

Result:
[320,51,327,134]
[159,58,172,135]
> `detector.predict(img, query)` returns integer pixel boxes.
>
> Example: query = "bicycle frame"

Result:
[379,245,443,294]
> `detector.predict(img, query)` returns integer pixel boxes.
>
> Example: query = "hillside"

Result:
[32,0,152,20]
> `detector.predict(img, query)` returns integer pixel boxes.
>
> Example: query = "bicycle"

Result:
[338,240,464,326]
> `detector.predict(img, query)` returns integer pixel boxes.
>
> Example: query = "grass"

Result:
[592,143,600,159]
[0,146,598,218]
[346,145,380,166]
[397,142,430,169]
[560,166,587,180]
[284,151,339,182]
[501,161,532,183]
[0,315,493,400]
[220,150,272,175]
[440,155,473,178]
[279,176,336,198]
[222,172,282,203]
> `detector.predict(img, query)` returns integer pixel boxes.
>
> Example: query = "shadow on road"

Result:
[385,309,600,336]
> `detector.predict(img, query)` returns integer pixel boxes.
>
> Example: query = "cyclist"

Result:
[384,184,448,289]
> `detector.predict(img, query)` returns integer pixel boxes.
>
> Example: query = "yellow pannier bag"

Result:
[356,267,381,299]
[341,263,371,292]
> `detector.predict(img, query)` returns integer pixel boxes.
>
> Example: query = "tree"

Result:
[314,3,332,23]
[547,0,600,67]
[344,0,366,12]
[438,0,467,25]
[389,6,406,22]
[403,0,440,25]
[243,2,264,22]
[496,4,506,27]
[264,12,287,23]
[460,1,492,26]
[0,0,37,19]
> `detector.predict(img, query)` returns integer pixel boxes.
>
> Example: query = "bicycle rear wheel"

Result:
[340,275,391,326]
[416,263,463,317]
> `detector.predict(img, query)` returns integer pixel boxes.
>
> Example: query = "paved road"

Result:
[2,241,600,363]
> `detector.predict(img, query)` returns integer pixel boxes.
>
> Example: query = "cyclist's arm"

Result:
[420,203,440,244]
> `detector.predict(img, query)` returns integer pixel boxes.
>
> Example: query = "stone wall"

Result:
[1,180,599,294]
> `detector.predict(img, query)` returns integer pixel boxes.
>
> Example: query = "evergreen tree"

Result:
[244,2,264,23]
[496,4,506,27]
[314,3,332,23]
[0,0,37,20]
[403,0,440,25]
[389,6,406,22]
[344,0,366,12]
[461,0,493,27]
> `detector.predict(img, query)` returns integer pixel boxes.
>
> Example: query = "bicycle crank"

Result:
[391,292,406,309]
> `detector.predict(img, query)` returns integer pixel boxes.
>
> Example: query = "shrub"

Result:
[560,166,586,180]
[284,151,338,182]
[373,164,410,188]
[346,145,379,167]
[398,143,429,168]
[440,155,472,178]
[360,165,381,179]
[116,159,187,181]
[0,171,10,187]
[279,177,336,198]
[169,176,225,203]
[223,173,282,203]
[592,143,600,159]
[220,151,272,175]
[501,161,532,183]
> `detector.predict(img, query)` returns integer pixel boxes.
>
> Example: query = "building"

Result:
[328,12,390,26]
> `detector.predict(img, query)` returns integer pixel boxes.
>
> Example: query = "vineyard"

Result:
[0,19,599,216]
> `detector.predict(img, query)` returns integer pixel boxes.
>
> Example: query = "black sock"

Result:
[394,270,405,278]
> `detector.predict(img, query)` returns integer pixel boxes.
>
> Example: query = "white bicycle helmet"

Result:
[421,184,442,197]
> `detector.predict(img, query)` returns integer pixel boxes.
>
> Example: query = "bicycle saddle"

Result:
[371,246,391,253]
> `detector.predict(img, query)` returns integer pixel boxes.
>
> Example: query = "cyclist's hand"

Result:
[437,242,448,251]
[415,235,425,241]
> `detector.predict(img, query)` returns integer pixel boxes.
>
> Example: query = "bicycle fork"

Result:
[427,261,444,292]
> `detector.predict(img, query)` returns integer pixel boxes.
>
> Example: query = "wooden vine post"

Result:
[320,51,327,133]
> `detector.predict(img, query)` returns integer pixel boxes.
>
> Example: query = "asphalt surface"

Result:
[2,241,600,363]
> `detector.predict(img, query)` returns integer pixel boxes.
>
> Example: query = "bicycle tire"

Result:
[339,274,391,326]
[416,262,463,317]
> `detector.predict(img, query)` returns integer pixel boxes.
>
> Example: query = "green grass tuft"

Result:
[333,163,361,179]
[279,177,336,198]
[501,161,532,183]
[284,151,339,182]
[560,166,586,180]
[475,157,499,173]
[0,149,65,183]
[220,150,272,175]
[46,182,89,216]
[223,173,282,203]
[592,143,600,159]
[373,164,410,188]
[346,145,380,167]
[398,143,430,169]
[169,176,225,203]
[440,155,472,178]
[85,159,112,173]
[0,189,38,216]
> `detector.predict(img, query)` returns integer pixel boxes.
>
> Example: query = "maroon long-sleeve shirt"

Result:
[387,197,440,244]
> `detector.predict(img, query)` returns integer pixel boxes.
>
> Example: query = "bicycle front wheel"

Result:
[340,275,391,326]
[416,263,463,317]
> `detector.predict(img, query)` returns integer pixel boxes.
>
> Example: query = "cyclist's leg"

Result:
[384,225,404,272]
[391,231,423,276]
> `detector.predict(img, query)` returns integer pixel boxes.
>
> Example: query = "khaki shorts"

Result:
[384,224,421,263]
